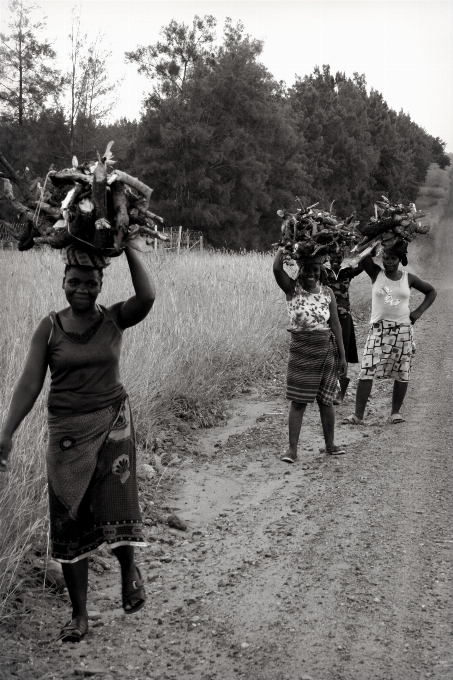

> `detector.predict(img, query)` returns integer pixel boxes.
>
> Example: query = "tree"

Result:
[129,18,310,248]
[125,15,217,103]
[67,10,119,157]
[0,0,62,124]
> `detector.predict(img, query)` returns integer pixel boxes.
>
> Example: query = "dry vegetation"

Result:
[0,248,287,621]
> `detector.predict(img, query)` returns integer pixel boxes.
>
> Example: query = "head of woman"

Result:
[330,253,343,271]
[382,243,408,272]
[298,262,322,288]
[63,265,103,312]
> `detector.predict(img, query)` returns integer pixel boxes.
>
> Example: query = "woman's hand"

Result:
[339,358,348,377]
[409,310,421,324]
[0,431,13,472]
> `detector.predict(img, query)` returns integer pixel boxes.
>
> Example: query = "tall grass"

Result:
[0,248,288,621]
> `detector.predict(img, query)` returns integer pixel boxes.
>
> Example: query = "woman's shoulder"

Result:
[321,284,334,298]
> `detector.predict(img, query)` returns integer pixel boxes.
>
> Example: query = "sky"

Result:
[1,0,453,149]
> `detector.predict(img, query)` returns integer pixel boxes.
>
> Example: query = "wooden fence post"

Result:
[176,225,182,255]
[154,238,157,251]
[186,230,190,250]
[200,234,203,252]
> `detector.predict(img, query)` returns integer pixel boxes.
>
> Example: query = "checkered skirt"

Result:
[359,320,415,382]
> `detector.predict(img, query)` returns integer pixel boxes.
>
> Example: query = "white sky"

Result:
[1,0,453,149]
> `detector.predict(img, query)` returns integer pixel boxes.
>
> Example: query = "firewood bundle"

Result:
[277,199,361,264]
[0,142,168,254]
[354,197,429,254]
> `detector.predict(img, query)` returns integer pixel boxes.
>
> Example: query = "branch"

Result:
[0,152,33,202]
[112,170,153,209]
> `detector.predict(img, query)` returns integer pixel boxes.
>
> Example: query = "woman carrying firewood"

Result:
[344,240,437,424]
[0,244,155,642]
[274,249,348,461]
[324,253,364,404]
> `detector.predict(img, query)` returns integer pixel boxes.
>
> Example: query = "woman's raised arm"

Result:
[111,247,156,329]
[273,249,295,295]
[0,317,51,469]
[360,254,381,282]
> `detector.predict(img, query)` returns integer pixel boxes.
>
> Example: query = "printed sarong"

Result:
[286,329,339,405]
[47,397,146,563]
[359,320,415,382]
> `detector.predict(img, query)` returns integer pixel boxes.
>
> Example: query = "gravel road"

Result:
[1,207,452,680]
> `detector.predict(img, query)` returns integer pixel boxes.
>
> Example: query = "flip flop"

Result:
[280,450,297,464]
[122,565,146,615]
[59,616,88,643]
[389,414,406,424]
[325,445,346,456]
[343,414,363,425]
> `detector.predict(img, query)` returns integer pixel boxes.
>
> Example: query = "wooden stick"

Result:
[176,225,182,255]
[0,153,33,202]
[114,169,153,209]
[48,170,93,186]
[111,181,129,250]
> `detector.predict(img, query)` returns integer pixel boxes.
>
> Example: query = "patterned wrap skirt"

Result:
[46,396,146,563]
[286,329,339,405]
[359,320,415,382]
[339,311,359,364]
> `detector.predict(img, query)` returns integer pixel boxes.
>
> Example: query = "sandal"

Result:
[280,450,297,464]
[325,445,346,456]
[389,413,406,424]
[59,616,88,643]
[122,565,146,615]
[343,414,363,425]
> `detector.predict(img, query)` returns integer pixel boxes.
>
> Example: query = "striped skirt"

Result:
[286,329,339,405]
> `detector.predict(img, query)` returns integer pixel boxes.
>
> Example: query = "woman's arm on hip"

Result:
[408,274,437,323]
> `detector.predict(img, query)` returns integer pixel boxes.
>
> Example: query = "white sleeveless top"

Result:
[370,270,411,324]
[287,282,331,331]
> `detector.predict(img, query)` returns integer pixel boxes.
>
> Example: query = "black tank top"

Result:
[47,305,126,415]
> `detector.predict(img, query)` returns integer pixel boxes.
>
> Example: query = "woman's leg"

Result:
[355,378,373,420]
[112,545,145,611]
[317,400,335,449]
[61,559,89,636]
[288,401,306,457]
[391,380,408,415]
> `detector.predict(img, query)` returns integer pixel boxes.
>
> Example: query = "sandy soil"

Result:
[1,207,452,680]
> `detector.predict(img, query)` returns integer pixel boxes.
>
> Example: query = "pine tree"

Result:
[0,0,62,124]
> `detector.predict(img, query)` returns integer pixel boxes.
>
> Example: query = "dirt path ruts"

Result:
[1,218,452,680]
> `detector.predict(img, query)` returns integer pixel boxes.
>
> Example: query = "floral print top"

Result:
[287,282,331,331]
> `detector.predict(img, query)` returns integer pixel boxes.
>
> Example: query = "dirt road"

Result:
[1,215,453,680]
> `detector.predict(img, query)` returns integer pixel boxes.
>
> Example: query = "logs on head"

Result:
[0,140,168,255]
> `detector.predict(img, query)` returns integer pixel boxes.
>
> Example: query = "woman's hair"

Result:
[64,264,104,281]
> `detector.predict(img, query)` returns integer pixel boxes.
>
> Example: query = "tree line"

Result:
[0,5,449,249]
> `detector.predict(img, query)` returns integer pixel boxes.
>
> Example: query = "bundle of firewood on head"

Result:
[343,196,429,267]
[0,141,168,255]
[276,199,361,265]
